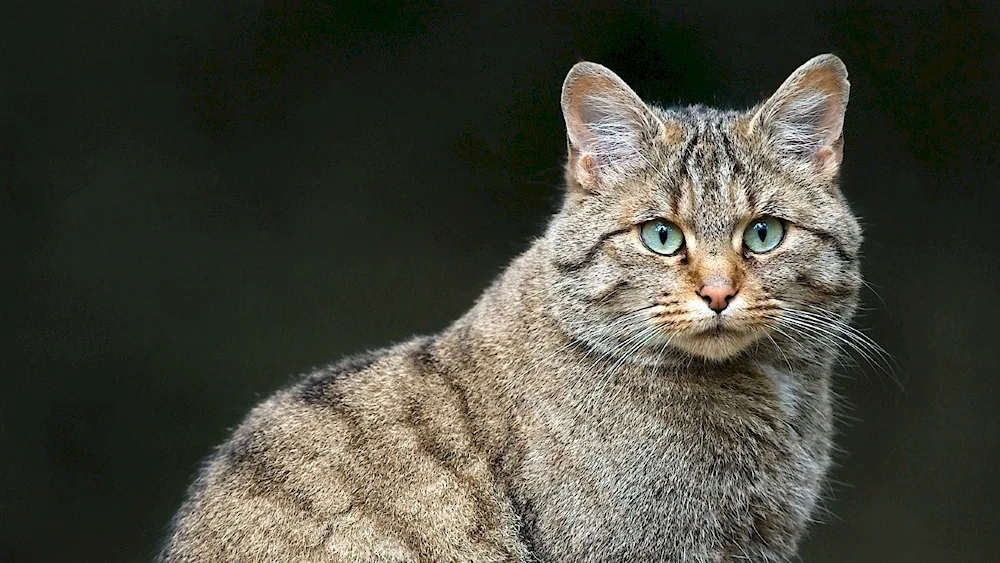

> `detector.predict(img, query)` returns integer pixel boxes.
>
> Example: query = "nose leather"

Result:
[698,281,737,313]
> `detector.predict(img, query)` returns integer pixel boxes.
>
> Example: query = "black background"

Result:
[7,1,1000,561]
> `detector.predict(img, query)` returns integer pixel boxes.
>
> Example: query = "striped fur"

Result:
[161,55,862,562]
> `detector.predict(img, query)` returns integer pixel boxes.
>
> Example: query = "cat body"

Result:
[162,55,861,562]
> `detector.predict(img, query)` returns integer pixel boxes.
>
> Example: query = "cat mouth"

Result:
[695,316,747,336]
[673,318,763,360]
[700,322,743,336]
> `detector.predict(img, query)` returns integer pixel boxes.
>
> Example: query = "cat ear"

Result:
[749,54,850,177]
[561,62,671,192]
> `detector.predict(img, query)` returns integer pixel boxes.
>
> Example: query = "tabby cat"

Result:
[161,54,863,562]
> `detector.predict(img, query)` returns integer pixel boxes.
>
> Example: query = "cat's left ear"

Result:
[561,62,674,193]
[749,54,850,178]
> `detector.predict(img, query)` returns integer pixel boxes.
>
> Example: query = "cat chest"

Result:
[517,404,823,560]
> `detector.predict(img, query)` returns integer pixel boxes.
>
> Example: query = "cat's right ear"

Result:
[561,62,671,193]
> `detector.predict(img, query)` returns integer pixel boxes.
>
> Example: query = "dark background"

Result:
[7,1,1000,561]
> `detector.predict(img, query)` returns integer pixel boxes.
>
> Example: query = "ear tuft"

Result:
[749,54,850,177]
[561,62,664,191]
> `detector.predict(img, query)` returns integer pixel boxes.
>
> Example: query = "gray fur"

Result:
[161,54,861,562]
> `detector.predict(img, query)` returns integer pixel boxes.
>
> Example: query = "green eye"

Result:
[640,219,685,256]
[743,216,785,253]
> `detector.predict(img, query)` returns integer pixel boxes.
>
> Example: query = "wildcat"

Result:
[160,54,862,562]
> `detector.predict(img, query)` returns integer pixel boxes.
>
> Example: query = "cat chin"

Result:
[672,330,763,362]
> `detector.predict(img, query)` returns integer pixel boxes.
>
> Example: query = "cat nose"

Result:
[697,281,737,313]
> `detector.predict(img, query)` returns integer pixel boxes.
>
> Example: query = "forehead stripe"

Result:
[680,131,700,174]
[720,132,744,176]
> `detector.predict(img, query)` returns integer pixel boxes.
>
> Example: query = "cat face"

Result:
[546,56,862,363]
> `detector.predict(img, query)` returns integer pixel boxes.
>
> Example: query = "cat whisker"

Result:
[782,306,896,372]
[764,327,795,372]
[774,309,900,388]
[593,324,661,374]
[768,319,850,372]
[797,307,896,366]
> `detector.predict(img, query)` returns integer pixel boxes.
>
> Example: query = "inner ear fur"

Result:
[748,54,850,177]
[560,62,680,192]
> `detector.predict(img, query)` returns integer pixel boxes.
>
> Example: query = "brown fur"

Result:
[161,54,862,562]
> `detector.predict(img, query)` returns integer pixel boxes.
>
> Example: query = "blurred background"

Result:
[6,1,1000,561]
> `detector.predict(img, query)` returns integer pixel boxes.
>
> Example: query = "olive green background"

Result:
[7,1,1000,561]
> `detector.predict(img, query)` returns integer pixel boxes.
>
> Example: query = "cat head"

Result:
[544,54,862,363]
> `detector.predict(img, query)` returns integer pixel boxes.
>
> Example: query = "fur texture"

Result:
[161,54,862,562]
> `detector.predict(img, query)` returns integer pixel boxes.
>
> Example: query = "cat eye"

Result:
[639,219,685,256]
[742,216,785,253]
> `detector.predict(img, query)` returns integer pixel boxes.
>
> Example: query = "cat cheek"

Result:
[582,279,627,303]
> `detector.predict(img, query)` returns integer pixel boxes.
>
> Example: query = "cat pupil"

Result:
[756,223,767,243]
[658,225,669,245]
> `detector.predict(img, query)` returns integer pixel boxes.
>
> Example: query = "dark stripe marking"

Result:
[553,227,631,273]
[720,132,745,176]
[680,131,700,172]
[797,226,856,264]
[297,350,385,406]
[796,272,857,299]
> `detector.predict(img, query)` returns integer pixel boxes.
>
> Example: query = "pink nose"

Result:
[698,281,737,313]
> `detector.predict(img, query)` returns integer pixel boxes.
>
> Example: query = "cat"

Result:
[160,54,862,562]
